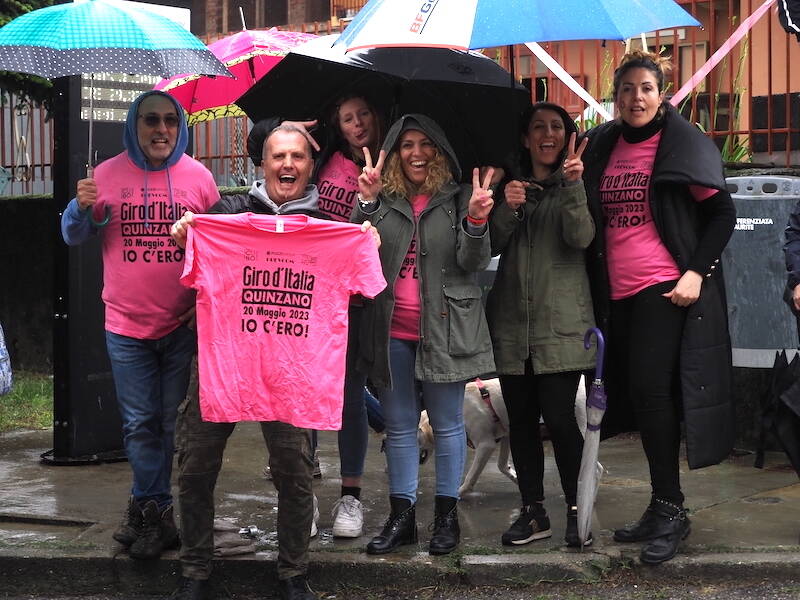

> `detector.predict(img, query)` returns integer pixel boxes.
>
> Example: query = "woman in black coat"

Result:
[582,51,736,565]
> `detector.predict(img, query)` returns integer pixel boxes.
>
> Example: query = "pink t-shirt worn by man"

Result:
[90,152,219,338]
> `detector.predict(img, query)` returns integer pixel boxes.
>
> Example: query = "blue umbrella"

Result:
[337,0,701,51]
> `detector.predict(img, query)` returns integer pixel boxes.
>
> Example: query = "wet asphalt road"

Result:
[7,580,800,600]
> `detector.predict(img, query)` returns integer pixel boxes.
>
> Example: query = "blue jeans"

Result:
[105,325,196,507]
[339,307,370,478]
[377,338,466,502]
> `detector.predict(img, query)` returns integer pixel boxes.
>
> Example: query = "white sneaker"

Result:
[331,495,364,538]
[310,494,320,538]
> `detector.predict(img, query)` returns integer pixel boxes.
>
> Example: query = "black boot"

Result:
[112,495,142,547]
[129,501,180,560]
[366,496,417,555]
[564,505,592,548]
[640,499,691,565]
[168,576,211,600]
[613,497,660,543]
[429,495,460,555]
[278,575,316,600]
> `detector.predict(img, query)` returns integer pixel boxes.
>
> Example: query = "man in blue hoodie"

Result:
[61,90,220,560]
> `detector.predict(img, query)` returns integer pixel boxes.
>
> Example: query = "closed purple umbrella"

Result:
[577,327,607,548]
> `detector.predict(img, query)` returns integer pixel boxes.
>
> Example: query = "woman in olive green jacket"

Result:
[351,114,495,557]
[486,102,595,549]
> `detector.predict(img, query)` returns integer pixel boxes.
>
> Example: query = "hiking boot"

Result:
[428,495,459,555]
[112,495,142,547]
[332,494,364,538]
[168,576,210,600]
[613,498,660,543]
[564,505,593,548]
[310,494,320,538]
[501,503,551,546]
[278,575,316,600]
[366,496,417,555]
[129,501,180,560]
[640,499,691,565]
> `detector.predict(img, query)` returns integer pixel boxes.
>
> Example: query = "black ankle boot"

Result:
[366,496,417,555]
[613,497,660,543]
[429,495,459,555]
[640,499,691,564]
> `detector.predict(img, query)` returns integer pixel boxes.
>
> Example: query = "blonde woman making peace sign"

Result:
[350,114,497,557]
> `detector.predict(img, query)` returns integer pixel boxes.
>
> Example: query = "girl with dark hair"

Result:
[486,102,595,548]
[582,51,736,564]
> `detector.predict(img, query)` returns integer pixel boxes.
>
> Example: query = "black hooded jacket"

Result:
[582,103,737,470]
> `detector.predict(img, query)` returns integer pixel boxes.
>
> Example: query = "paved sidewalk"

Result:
[1,426,800,598]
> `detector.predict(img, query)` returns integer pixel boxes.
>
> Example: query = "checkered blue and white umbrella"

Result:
[0,0,230,182]
[0,0,229,78]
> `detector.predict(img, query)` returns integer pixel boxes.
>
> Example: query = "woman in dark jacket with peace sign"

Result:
[582,51,736,565]
[487,102,595,549]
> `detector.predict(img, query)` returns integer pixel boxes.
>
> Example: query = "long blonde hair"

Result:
[383,141,452,198]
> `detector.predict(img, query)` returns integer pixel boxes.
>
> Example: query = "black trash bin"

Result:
[721,175,800,448]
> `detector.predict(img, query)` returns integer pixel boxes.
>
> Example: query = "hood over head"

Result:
[517,102,578,179]
[123,90,188,171]
[381,113,461,182]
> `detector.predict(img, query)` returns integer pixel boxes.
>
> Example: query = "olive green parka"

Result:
[486,104,596,376]
[351,114,495,388]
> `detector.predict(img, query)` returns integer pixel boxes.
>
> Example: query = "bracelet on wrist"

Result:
[357,192,374,207]
[466,214,487,226]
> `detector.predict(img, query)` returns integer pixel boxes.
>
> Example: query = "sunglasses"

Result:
[138,114,181,128]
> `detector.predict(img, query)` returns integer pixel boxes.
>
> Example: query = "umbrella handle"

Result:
[84,164,110,228]
[584,327,605,380]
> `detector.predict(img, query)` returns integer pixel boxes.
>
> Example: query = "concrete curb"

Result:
[4,549,800,596]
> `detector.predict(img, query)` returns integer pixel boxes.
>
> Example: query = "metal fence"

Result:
[2,0,798,197]
[0,94,53,196]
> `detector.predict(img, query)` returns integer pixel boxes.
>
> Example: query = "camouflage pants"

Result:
[175,359,314,580]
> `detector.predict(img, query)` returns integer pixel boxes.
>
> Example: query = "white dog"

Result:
[418,378,517,495]
[418,376,589,495]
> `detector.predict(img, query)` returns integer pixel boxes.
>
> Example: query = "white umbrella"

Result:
[577,327,607,548]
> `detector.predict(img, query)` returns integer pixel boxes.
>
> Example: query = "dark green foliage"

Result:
[0,0,55,112]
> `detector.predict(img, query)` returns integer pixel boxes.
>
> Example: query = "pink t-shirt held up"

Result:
[181,213,386,430]
[600,132,717,300]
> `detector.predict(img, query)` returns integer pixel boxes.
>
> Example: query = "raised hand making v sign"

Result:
[468,167,495,222]
[357,146,387,204]
[563,132,589,183]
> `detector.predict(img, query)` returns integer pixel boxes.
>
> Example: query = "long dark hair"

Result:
[515,102,577,179]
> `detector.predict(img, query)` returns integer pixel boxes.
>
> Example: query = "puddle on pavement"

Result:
[0,521,88,548]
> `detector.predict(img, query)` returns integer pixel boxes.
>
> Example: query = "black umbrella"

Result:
[777,0,800,42]
[755,350,800,476]
[236,34,530,179]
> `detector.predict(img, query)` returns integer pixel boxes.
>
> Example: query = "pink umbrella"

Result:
[154,28,316,124]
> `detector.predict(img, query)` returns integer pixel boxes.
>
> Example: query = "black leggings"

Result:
[609,280,687,505]
[499,365,584,507]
